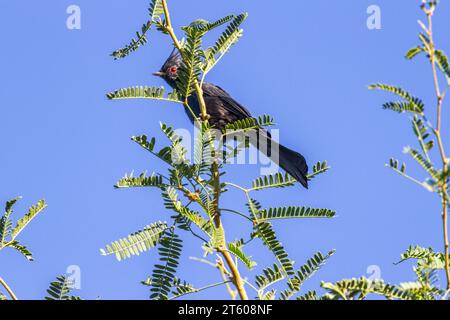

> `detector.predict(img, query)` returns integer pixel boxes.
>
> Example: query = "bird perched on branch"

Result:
[153,49,309,189]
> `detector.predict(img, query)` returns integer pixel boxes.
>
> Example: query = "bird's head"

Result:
[153,49,183,87]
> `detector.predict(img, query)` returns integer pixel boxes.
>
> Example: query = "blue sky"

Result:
[1,0,450,300]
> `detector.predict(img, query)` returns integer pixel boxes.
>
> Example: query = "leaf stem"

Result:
[220,208,253,222]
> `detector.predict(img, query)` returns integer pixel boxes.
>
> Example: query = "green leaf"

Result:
[0,197,20,246]
[321,277,414,300]
[255,264,284,291]
[115,172,165,189]
[404,146,439,181]
[307,161,330,181]
[405,46,425,60]
[8,241,34,261]
[256,206,336,221]
[45,275,81,300]
[254,222,294,276]
[176,27,203,98]
[297,290,319,300]
[203,15,235,32]
[203,13,248,74]
[397,245,447,270]
[388,158,407,174]
[101,221,169,261]
[412,116,434,158]
[260,290,276,300]
[223,115,274,133]
[228,240,256,270]
[143,277,198,300]
[149,229,183,300]
[280,250,335,300]
[435,49,450,80]
[369,83,425,115]
[110,0,164,59]
[162,187,213,236]
[132,135,172,164]
[387,158,434,191]
[160,123,189,165]
[11,199,46,239]
[111,21,153,59]
[251,172,296,191]
[106,86,182,103]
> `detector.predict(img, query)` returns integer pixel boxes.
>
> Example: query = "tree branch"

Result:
[426,8,450,290]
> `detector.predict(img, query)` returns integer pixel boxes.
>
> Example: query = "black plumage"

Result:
[153,50,309,189]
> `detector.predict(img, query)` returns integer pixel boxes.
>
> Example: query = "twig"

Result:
[216,257,237,299]
[0,276,18,300]
[168,280,232,300]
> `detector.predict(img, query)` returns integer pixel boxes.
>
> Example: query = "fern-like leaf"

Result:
[111,0,164,59]
[177,26,203,98]
[11,199,46,239]
[101,222,169,261]
[115,172,164,189]
[251,172,296,191]
[45,275,81,300]
[8,241,33,261]
[404,146,439,181]
[0,197,20,246]
[297,290,319,300]
[254,222,294,276]
[228,240,256,270]
[149,229,183,300]
[307,161,330,180]
[256,206,336,221]
[255,264,284,291]
[412,116,434,159]
[397,245,447,270]
[405,46,425,60]
[132,135,173,164]
[280,250,335,300]
[435,49,450,80]
[203,13,248,74]
[106,86,182,103]
[369,83,425,115]
[321,277,414,300]
[223,115,274,133]
[162,187,213,236]
[111,21,153,59]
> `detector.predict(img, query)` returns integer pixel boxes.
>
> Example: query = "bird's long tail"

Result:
[250,129,309,189]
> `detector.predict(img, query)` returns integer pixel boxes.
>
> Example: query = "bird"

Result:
[153,49,309,189]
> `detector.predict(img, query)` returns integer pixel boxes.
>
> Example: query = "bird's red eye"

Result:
[169,66,178,74]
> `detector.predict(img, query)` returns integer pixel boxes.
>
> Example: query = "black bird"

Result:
[153,50,309,189]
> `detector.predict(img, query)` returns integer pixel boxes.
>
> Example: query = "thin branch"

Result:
[220,208,253,222]
[0,276,18,300]
[426,8,450,290]
[168,280,232,300]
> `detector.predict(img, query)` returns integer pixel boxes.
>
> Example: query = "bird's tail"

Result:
[250,129,309,189]
[278,144,309,189]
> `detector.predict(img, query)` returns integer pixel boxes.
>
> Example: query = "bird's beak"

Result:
[152,71,165,77]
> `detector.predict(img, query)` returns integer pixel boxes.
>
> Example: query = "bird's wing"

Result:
[202,83,252,119]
